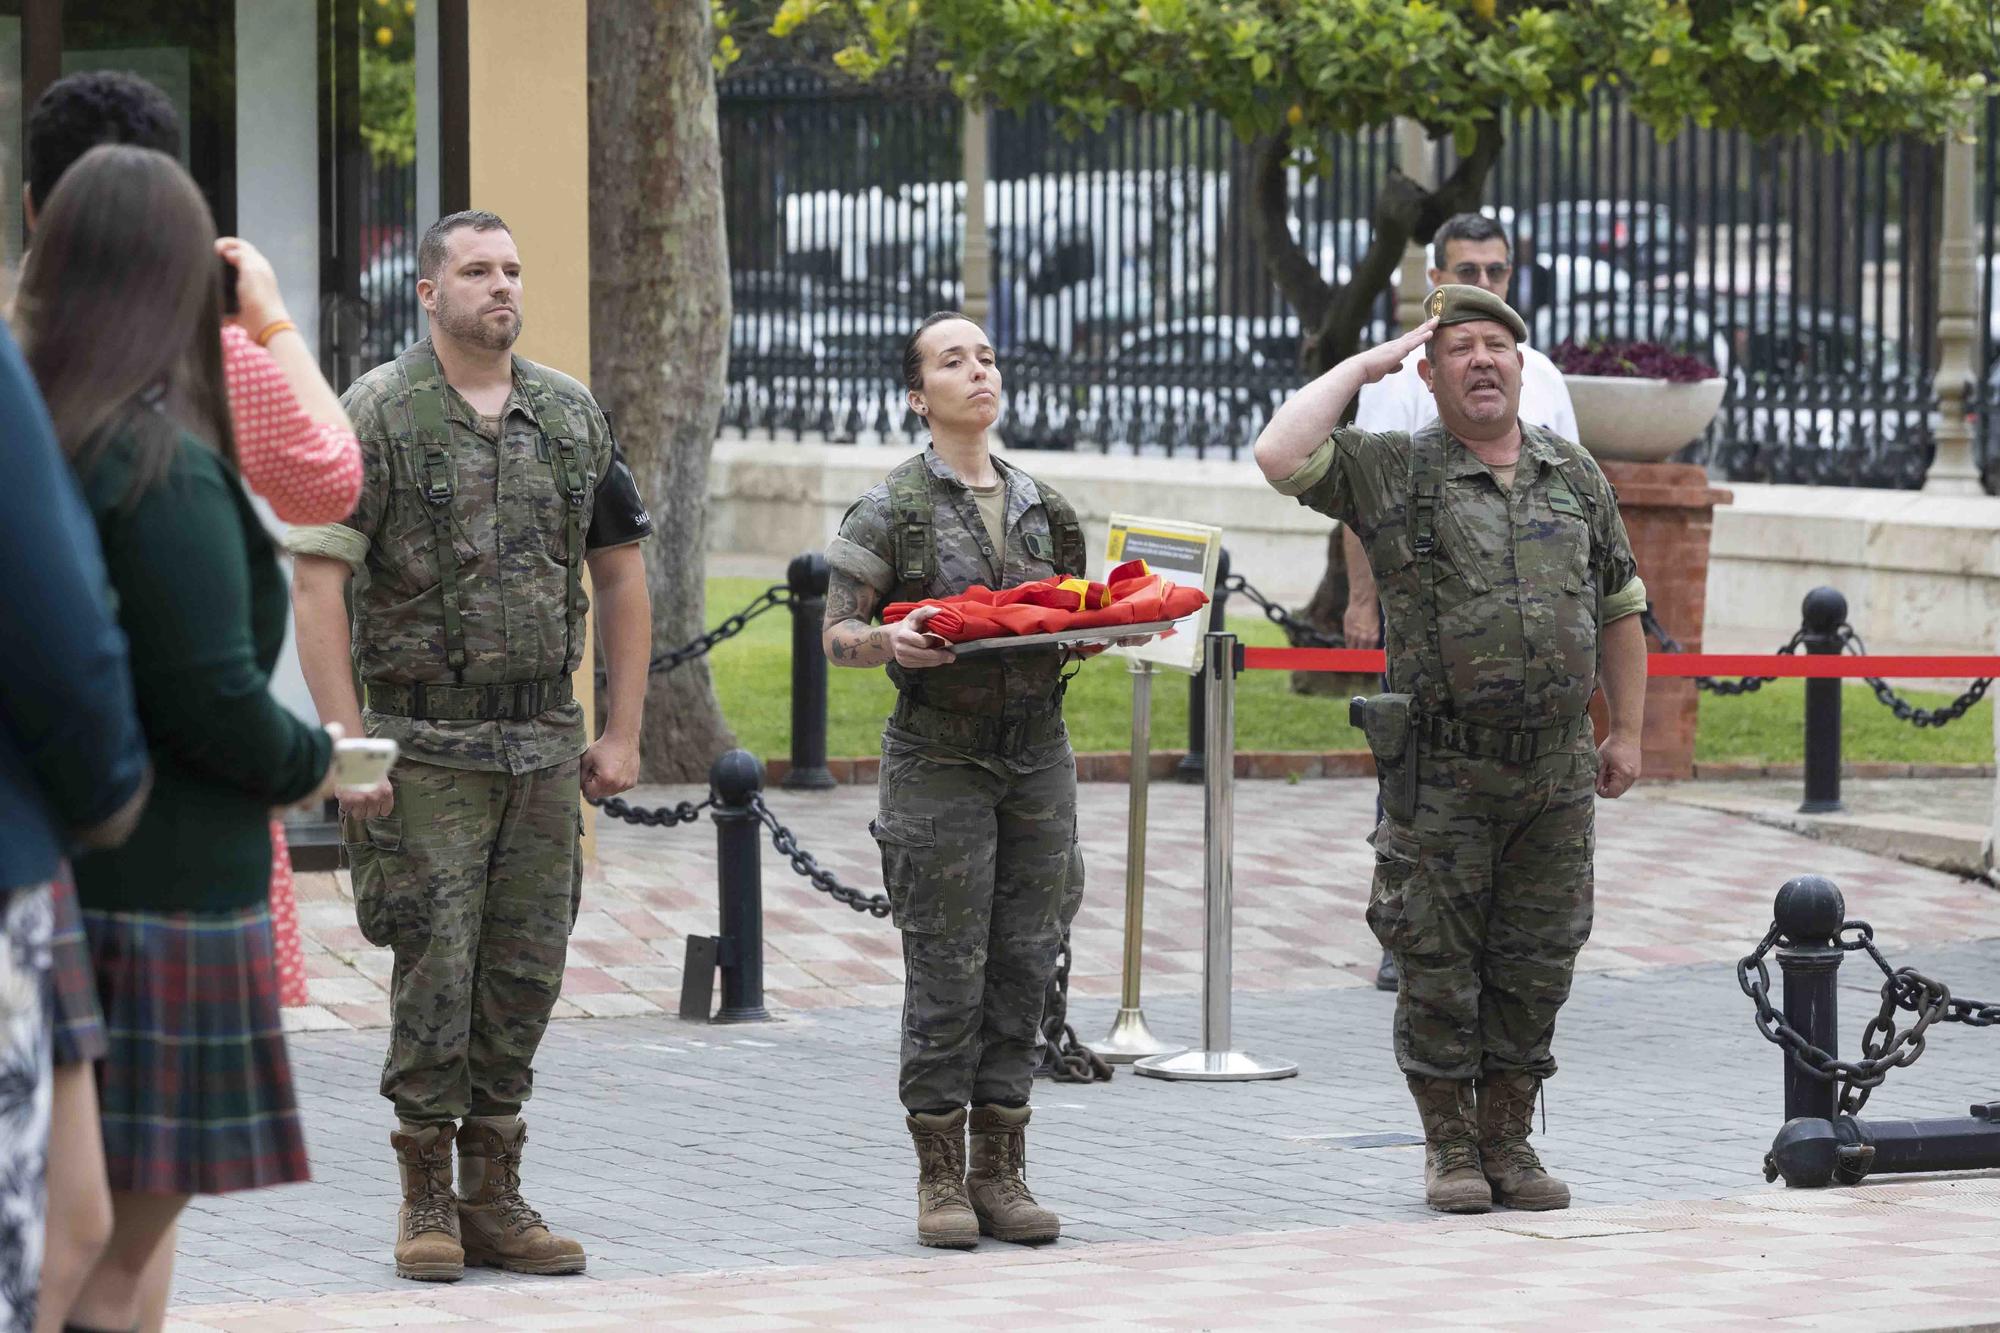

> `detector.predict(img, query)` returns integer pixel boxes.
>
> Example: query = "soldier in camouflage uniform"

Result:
[287,211,654,1280]
[824,312,1088,1249]
[1253,286,1649,1215]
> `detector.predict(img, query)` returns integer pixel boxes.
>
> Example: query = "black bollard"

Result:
[710,749,770,1022]
[1177,547,1231,784]
[1799,587,1847,814]
[782,553,836,791]
[1773,874,1845,1124]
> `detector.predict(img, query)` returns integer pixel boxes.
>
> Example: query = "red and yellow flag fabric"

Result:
[882,559,1209,643]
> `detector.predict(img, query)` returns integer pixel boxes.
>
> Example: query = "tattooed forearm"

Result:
[823,573,893,668]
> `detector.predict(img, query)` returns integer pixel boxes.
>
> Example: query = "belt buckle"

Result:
[409,682,428,717]
[1504,731,1532,764]
[998,718,1026,755]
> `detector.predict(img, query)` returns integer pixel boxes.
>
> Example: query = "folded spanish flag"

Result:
[882,559,1209,643]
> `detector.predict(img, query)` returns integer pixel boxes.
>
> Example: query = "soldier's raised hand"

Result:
[887,604,957,668]
[1354,317,1440,385]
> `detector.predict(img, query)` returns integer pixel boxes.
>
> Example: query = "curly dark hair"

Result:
[24,70,180,215]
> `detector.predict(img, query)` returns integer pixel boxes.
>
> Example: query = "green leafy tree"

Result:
[770,0,1995,372]
[358,0,418,167]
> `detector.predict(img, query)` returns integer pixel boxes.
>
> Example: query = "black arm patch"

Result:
[585,427,654,550]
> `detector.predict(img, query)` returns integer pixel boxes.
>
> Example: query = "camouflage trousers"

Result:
[872,745,1082,1113]
[343,756,581,1124]
[1366,738,1596,1082]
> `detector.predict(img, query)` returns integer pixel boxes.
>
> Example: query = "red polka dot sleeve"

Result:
[221,323,363,526]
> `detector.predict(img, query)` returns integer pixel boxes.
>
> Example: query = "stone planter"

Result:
[1587,462,1732,780]
[1563,375,1728,464]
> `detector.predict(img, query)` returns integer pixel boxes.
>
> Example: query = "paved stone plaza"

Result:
[169,779,2000,1329]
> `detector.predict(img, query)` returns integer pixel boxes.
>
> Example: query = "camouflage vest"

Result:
[396,347,591,681]
[1397,421,1598,722]
[881,450,1087,720]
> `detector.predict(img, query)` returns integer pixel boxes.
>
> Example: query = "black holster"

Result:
[1351,692,1418,823]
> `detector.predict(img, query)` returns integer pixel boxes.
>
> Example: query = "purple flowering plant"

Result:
[1551,339,1719,384]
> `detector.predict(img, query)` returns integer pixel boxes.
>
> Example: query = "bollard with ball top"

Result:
[680,749,771,1023]
[783,553,837,791]
[1798,587,1847,814]
[1773,874,1845,1125]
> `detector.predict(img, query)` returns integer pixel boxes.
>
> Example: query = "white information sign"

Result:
[1104,514,1223,675]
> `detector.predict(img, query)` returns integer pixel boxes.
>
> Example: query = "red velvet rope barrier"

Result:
[1239,646,2000,678]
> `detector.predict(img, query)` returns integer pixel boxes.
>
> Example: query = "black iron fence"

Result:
[1973,93,2000,493]
[721,65,1978,489]
[359,158,421,367]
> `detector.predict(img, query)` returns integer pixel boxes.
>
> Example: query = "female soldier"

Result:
[823,311,1087,1249]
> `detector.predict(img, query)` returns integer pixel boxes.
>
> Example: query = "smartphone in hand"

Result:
[332,737,397,790]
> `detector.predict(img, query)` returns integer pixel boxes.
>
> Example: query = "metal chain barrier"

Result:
[588,793,713,828]
[1220,573,1342,649]
[1039,936,1113,1083]
[1738,918,1956,1116]
[1641,607,1804,695]
[746,794,893,917]
[648,584,793,674]
[1837,624,1992,728]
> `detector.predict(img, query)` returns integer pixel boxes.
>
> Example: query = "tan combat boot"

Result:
[1478,1071,1571,1211]
[389,1122,464,1281]
[906,1109,979,1248]
[966,1104,1060,1243]
[1406,1076,1493,1214]
[456,1117,587,1274]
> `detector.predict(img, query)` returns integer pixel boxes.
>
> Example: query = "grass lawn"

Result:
[702,577,1995,767]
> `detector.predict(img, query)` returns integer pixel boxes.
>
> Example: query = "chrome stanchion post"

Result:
[1088,660,1183,1063]
[1136,633,1297,1082]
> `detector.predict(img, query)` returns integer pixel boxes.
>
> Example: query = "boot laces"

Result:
[983,1136,1035,1204]
[1487,1135,1543,1174]
[406,1156,457,1235]
[1434,1139,1482,1176]
[915,1132,967,1210]
[480,1156,547,1234]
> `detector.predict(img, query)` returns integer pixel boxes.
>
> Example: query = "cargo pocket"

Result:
[1364,820,1424,955]
[870,810,944,935]
[344,815,427,951]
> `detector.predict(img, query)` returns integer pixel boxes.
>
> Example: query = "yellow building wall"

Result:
[465,0,598,853]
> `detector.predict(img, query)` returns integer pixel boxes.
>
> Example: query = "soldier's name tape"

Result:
[1240,647,2000,679]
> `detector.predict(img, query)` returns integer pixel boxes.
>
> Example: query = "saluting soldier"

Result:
[1253,286,1648,1215]
[823,312,1087,1249]
[288,210,654,1281]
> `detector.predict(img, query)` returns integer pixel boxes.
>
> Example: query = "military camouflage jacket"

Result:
[1276,420,1645,730]
[827,446,1081,774]
[285,340,649,774]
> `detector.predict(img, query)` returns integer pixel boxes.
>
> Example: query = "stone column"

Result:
[1927,137,1983,495]
[961,105,991,326]
[1395,118,1433,334]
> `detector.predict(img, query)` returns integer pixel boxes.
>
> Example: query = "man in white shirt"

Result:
[1345,212,1579,992]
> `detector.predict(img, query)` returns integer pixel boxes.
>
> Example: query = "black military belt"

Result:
[366,676,575,721]
[1419,712,1590,764]
[891,697,1066,756]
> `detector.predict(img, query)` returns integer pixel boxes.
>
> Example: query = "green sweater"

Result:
[70,423,331,914]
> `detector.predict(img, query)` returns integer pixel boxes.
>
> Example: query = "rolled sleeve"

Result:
[1270,434,1339,498]
[1600,574,1647,626]
[284,521,370,572]
[826,496,896,597]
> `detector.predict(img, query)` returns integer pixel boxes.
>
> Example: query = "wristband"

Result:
[254,319,297,348]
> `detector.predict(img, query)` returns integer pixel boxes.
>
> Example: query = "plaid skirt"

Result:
[48,871,106,1067]
[83,904,311,1195]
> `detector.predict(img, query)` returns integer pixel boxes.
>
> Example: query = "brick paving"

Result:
[287,778,1999,1029]
[165,1173,2000,1332]
[158,777,2000,1329]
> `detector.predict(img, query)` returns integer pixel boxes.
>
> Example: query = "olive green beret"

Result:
[1422,284,1528,343]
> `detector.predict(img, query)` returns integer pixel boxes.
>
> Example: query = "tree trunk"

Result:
[1249,120,1507,677]
[588,0,736,781]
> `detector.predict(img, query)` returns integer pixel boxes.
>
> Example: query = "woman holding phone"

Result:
[15,143,351,1331]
